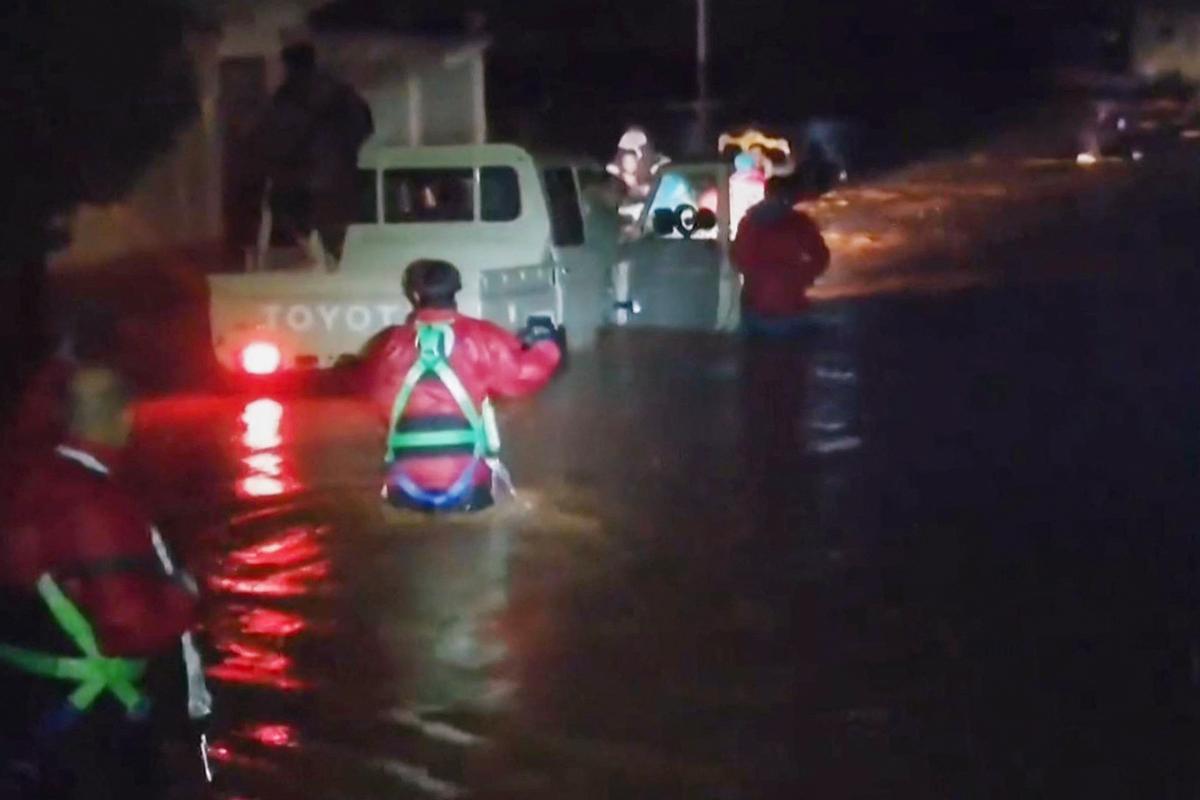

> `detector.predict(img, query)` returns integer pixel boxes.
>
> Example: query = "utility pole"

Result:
[696,0,711,152]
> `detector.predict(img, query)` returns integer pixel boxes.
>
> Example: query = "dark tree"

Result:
[0,0,199,409]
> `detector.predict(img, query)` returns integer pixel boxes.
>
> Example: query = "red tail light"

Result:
[240,342,282,375]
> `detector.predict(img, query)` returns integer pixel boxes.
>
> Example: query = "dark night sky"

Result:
[318,0,1134,112]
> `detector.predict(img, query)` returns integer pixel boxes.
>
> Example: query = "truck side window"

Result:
[543,168,585,246]
[384,169,474,222]
[355,169,379,223]
[480,166,521,222]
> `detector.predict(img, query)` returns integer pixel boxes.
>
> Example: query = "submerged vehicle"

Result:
[209,144,618,374]
[613,125,849,332]
[613,160,735,331]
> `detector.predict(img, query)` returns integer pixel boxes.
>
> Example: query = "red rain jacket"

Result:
[0,443,197,657]
[4,356,73,449]
[363,309,561,492]
[731,199,831,317]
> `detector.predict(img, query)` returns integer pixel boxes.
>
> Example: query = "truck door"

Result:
[615,165,732,330]
[543,166,613,349]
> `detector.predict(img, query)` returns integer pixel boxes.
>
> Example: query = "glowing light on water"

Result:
[207,641,307,690]
[241,398,283,450]
[238,607,307,637]
[239,474,285,497]
[245,723,298,748]
[244,452,283,476]
[229,527,325,567]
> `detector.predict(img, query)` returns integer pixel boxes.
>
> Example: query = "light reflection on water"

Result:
[237,398,297,499]
[240,398,283,451]
[207,640,307,691]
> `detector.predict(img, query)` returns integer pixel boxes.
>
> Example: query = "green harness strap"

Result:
[386,322,499,458]
[0,574,147,714]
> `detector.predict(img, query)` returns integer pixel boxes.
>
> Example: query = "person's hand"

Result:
[518,318,559,349]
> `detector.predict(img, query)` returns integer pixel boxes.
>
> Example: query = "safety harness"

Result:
[0,574,148,719]
[0,446,212,742]
[386,322,501,509]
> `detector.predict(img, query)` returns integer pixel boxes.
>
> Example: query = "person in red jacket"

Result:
[730,174,831,337]
[361,259,562,512]
[0,365,201,799]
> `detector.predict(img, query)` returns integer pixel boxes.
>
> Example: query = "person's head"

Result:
[403,260,462,309]
[618,126,649,154]
[764,174,803,205]
[281,42,317,77]
[67,365,133,449]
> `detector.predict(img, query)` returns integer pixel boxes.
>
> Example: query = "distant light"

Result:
[1117,117,1127,131]
[1131,149,1145,162]
[1181,129,1200,140]
[1076,152,1098,167]
[241,342,282,375]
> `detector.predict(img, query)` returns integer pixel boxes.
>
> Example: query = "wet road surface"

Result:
[130,273,1200,798]
[52,112,1200,797]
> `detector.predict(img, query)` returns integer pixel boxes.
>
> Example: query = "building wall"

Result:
[422,59,480,145]
[53,1,487,271]
[53,33,225,270]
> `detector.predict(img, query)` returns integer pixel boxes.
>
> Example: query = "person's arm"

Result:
[312,325,399,398]
[730,219,756,275]
[59,505,197,658]
[794,214,831,278]
[480,322,561,400]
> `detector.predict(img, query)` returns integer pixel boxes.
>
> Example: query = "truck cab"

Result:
[209,144,617,374]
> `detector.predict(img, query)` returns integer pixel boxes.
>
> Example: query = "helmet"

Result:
[617,127,650,153]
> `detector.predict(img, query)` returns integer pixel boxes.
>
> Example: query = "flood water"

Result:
[44,114,1200,797]
[128,269,1200,798]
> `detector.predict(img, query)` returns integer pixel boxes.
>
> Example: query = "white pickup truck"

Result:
[209,144,618,374]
